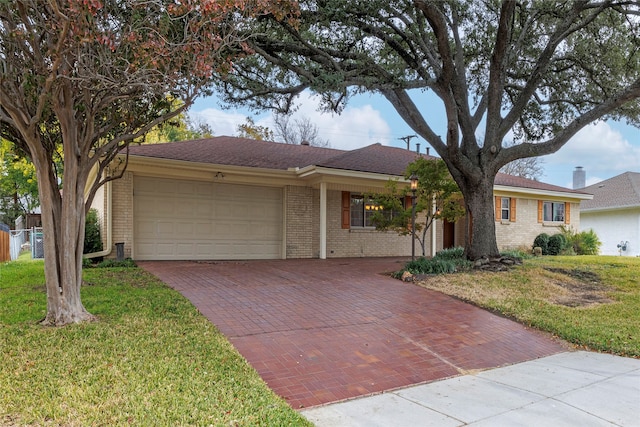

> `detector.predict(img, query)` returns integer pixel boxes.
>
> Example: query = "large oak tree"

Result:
[0,0,297,325]
[218,0,640,260]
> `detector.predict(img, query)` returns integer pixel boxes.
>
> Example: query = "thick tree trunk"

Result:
[33,150,94,326]
[459,177,501,260]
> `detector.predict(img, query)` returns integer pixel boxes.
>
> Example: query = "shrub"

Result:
[547,233,568,256]
[404,254,472,275]
[560,226,602,255]
[533,233,550,255]
[434,246,465,260]
[405,258,457,274]
[96,258,137,268]
[84,208,103,254]
[500,248,531,260]
[574,229,602,255]
[83,258,137,269]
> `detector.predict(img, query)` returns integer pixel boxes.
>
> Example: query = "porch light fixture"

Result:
[410,174,419,260]
[410,174,419,191]
[365,204,384,211]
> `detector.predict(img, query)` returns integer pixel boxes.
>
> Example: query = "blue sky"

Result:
[190,91,639,189]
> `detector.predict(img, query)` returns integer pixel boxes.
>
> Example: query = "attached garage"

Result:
[133,176,283,260]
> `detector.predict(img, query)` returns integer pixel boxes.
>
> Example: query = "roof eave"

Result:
[297,165,406,182]
[126,154,297,180]
[581,204,640,213]
[493,185,593,201]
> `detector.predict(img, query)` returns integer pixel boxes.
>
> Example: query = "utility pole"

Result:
[398,135,417,150]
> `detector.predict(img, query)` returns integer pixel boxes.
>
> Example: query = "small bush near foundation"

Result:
[405,258,459,274]
[547,233,568,256]
[434,246,465,260]
[83,208,103,254]
[83,258,137,268]
[561,226,602,255]
[533,233,550,255]
[500,248,532,260]
[400,247,472,276]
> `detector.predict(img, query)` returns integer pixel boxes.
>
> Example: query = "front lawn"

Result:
[415,255,640,357]
[0,260,311,426]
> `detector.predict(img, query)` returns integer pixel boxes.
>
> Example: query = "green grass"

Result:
[415,255,640,358]
[0,260,311,426]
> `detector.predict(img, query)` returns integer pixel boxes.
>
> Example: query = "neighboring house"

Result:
[580,172,640,256]
[90,136,591,260]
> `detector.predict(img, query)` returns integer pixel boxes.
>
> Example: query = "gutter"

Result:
[84,180,113,259]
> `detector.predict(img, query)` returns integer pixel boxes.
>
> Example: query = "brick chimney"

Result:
[573,166,586,189]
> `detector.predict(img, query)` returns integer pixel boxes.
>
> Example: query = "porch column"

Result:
[319,182,327,259]
[432,196,438,257]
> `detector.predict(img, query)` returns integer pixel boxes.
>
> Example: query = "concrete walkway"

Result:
[302,351,640,426]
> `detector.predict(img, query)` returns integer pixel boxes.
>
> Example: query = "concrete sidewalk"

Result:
[302,351,640,426]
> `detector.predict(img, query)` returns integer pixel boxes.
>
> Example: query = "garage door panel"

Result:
[175,222,195,235]
[195,243,215,256]
[136,222,156,238]
[156,221,176,237]
[177,182,196,195]
[134,177,282,260]
[176,243,195,256]
[176,200,197,216]
[155,243,176,256]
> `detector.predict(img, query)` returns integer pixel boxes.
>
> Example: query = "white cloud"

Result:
[190,93,392,150]
[544,121,640,187]
[546,121,640,172]
[189,108,248,137]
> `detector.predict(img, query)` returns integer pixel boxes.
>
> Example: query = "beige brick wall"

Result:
[495,198,581,251]
[325,190,416,257]
[285,185,315,258]
[110,172,581,259]
[284,187,423,258]
[110,171,134,259]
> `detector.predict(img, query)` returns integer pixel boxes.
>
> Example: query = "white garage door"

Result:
[134,177,283,260]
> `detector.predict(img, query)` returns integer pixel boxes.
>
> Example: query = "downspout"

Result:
[84,180,113,259]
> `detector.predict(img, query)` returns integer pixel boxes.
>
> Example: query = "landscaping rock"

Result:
[401,271,414,282]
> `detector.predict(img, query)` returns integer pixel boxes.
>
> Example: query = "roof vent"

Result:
[301,140,310,146]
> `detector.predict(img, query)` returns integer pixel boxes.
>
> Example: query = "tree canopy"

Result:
[0,0,298,325]
[218,0,640,260]
[0,138,40,226]
[370,157,465,257]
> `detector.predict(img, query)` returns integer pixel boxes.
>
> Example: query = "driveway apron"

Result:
[139,258,565,409]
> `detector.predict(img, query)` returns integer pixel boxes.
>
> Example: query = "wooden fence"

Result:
[0,230,9,262]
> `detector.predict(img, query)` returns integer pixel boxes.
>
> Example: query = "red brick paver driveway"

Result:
[140,258,565,409]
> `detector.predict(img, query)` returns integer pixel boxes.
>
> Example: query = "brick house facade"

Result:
[89,136,590,260]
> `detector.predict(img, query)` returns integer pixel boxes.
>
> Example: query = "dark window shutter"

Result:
[342,192,350,229]
[510,198,516,222]
[537,200,543,223]
[404,195,412,210]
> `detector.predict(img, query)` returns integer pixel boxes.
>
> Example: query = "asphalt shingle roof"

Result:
[127,136,343,170]
[317,143,433,175]
[127,136,582,194]
[494,172,586,194]
[581,172,640,210]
